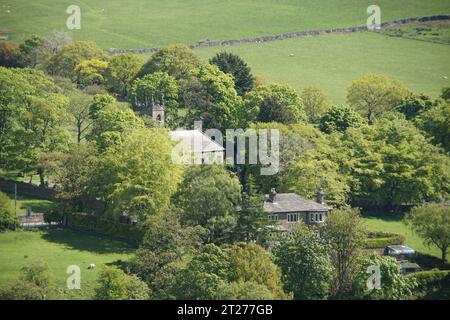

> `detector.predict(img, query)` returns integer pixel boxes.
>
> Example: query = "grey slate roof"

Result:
[170,130,225,153]
[264,193,330,213]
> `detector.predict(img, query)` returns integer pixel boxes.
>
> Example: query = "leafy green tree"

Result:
[87,104,144,151]
[94,267,150,300]
[235,175,272,243]
[130,210,206,299]
[172,244,232,300]
[347,73,410,123]
[17,35,43,67]
[130,71,179,129]
[273,222,334,299]
[66,90,93,144]
[319,104,365,134]
[106,53,143,97]
[415,102,450,153]
[102,128,182,220]
[394,94,433,120]
[227,243,290,299]
[340,115,450,207]
[174,165,241,243]
[210,51,254,96]
[406,203,450,262]
[352,254,416,300]
[182,64,243,130]
[73,59,108,87]
[243,84,307,125]
[0,191,18,230]
[52,143,99,212]
[218,281,277,300]
[49,41,105,77]
[88,94,116,119]
[137,44,204,80]
[321,207,368,298]
[301,86,330,123]
[1,259,52,300]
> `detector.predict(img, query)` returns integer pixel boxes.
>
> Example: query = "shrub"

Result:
[94,267,150,300]
[43,209,63,224]
[0,191,18,231]
[364,232,405,249]
[407,270,450,300]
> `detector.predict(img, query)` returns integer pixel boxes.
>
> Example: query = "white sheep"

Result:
[88,263,96,269]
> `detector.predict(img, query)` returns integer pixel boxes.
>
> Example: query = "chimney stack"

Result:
[269,188,277,202]
[317,187,325,204]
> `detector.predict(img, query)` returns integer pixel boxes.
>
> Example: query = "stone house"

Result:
[264,188,330,232]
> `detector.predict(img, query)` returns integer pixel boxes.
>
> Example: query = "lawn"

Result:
[364,214,448,262]
[0,0,449,49]
[0,228,135,299]
[8,194,55,216]
[196,30,450,103]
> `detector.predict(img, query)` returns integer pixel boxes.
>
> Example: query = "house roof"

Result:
[399,260,421,270]
[264,193,330,213]
[386,245,415,255]
[170,130,225,153]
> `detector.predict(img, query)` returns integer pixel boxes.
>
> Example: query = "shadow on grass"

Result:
[40,227,135,255]
[362,210,405,222]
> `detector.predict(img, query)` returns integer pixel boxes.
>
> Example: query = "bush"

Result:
[0,191,18,231]
[43,209,63,224]
[94,267,150,300]
[364,232,405,249]
[407,270,450,300]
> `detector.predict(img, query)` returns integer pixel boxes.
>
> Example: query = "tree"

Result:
[210,51,254,96]
[67,90,93,144]
[94,267,150,300]
[272,222,334,299]
[339,115,450,207]
[52,143,99,212]
[218,281,276,300]
[301,86,329,123]
[88,94,116,119]
[0,41,20,67]
[0,191,18,230]
[131,211,206,299]
[235,175,272,243]
[87,104,144,151]
[1,260,52,300]
[36,30,72,70]
[72,59,108,87]
[102,128,182,220]
[17,35,43,67]
[243,84,307,125]
[394,94,433,120]
[347,73,410,123]
[227,243,290,299]
[406,203,450,262]
[130,71,180,129]
[49,41,105,77]
[319,104,365,134]
[137,44,204,80]
[352,254,416,300]
[171,244,232,300]
[415,102,450,153]
[106,53,143,97]
[174,165,241,243]
[321,207,368,298]
[182,64,243,130]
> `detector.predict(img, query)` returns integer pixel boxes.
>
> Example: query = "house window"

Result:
[319,214,323,222]
[288,213,299,223]
[268,215,278,221]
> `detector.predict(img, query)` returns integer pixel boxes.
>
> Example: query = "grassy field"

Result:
[195,30,450,102]
[8,194,55,216]
[0,228,134,299]
[0,0,449,49]
[364,214,448,262]
[379,20,450,45]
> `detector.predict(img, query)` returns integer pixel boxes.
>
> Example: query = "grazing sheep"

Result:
[88,263,96,269]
